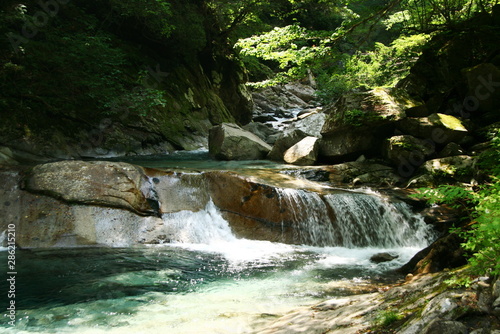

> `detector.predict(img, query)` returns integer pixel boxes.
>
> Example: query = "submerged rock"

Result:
[208,123,272,160]
[370,252,399,263]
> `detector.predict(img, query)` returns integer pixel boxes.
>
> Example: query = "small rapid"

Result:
[0,159,437,334]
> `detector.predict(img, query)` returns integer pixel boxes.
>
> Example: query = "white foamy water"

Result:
[0,189,436,334]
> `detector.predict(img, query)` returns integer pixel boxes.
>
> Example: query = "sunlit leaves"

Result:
[415,130,500,277]
[236,24,330,86]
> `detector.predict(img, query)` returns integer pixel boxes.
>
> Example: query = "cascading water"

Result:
[1,167,438,334]
[275,187,435,248]
[276,188,338,246]
[160,200,237,244]
[323,190,435,248]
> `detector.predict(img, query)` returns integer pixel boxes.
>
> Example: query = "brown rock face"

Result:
[204,171,297,243]
[24,160,155,216]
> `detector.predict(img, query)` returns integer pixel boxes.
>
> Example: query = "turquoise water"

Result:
[0,151,435,333]
[0,243,420,334]
[97,150,289,171]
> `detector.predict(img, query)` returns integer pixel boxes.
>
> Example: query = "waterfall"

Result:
[277,188,338,247]
[276,188,435,248]
[160,199,237,244]
[323,190,435,248]
[145,171,435,249]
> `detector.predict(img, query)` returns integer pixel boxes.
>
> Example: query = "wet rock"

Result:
[326,161,401,186]
[143,170,210,214]
[208,123,272,160]
[24,160,155,215]
[283,137,319,166]
[204,171,297,243]
[281,169,330,182]
[370,252,399,263]
[398,233,467,275]
[253,115,278,123]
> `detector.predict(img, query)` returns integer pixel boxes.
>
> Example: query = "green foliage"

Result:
[374,309,404,327]
[464,180,500,276]
[390,0,498,33]
[236,24,330,86]
[344,109,365,127]
[414,131,500,277]
[0,1,172,130]
[444,274,473,288]
[317,33,430,101]
[109,0,174,38]
[105,87,167,117]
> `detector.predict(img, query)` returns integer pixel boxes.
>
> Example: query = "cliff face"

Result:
[0,0,253,162]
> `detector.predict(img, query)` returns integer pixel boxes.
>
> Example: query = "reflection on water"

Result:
[0,243,419,334]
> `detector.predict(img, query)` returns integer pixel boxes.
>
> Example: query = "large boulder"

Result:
[407,155,476,187]
[419,155,475,178]
[286,111,326,138]
[283,136,319,166]
[23,160,155,215]
[383,135,436,172]
[463,63,500,119]
[284,82,316,103]
[397,113,468,145]
[208,123,272,160]
[268,129,308,162]
[204,171,303,243]
[320,88,414,162]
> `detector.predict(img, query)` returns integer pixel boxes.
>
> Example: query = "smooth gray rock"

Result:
[268,129,308,162]
[24,160,155,215]
[283,137,319,166]
[209,123,272,160]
